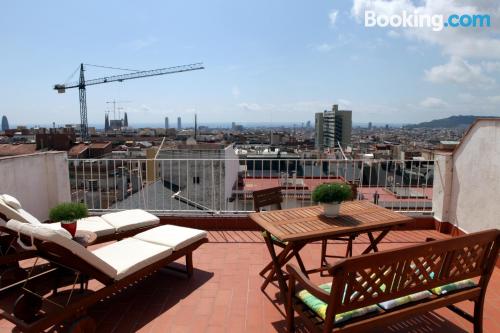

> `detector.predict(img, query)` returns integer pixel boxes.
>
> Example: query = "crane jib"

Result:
[54,63,204,90]
[53,62,204,141]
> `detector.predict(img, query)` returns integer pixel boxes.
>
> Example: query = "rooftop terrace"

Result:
[1,230,498,333]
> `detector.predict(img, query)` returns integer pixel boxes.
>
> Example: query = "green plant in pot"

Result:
[49,202,88,237]
[312,183,352,217]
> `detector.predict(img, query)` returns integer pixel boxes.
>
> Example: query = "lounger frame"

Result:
[0,237,208,332]
[0,211,158,271]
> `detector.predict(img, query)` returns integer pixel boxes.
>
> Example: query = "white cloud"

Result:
[122,36,158,50]
[424,56,495,86]
[420,97,448,108]
[338,99,352,106]
[387,30,400,38]
[351,1,500,60]
[329,10,339,26]
[231,86,240,98]
[316,43,334,52]
[237,103,262,111]
[482,61,500,73]
[351,1,500,90]
[236,101,332,114]
[488,95,500,103]
[457,93,475,102]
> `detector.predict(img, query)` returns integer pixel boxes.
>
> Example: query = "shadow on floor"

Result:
[87,265,214,332]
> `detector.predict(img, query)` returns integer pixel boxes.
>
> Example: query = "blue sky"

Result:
[1,0,499,127]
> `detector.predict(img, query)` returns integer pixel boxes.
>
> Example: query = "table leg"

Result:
[261,245,294,291]
[362,229,390,254]
[292,243,308,278]
[263,231,289,300]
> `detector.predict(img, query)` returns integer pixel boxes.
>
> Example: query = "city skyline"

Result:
[1,1,499,126]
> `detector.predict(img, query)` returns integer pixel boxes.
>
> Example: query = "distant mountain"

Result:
[406,115,498,129]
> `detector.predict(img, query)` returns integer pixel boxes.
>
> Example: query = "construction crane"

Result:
[54,62,204,140]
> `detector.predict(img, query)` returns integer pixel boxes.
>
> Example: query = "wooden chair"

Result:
[319,182,358,275]
[253,187,308,291]
[287,229,500,333]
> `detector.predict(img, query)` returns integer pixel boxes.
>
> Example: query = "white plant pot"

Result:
[321,203,340,218]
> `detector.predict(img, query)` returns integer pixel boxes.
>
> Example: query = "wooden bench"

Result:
[286,229,500,333]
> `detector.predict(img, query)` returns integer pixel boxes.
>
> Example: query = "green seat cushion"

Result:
[378,290,432,310]
[296,282,381,324]
[431,279,476,295]
[261,231,287,245]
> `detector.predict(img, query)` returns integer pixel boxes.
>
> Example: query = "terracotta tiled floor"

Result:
[1,230,499,332]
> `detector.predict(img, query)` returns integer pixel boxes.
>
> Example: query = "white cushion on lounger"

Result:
[51,216,115,237]
[0,197,42,225]
[5,219,117,279]
[1,194,22,210]
[16,209,42,225]
[133,225,207,250]
[77,216,116,236]
[92,238,173,279]
[101,209,159,232]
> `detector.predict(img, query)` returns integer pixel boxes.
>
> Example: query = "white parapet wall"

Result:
[0,151,71,221]
[432,152,453,223]
[433,119,500,233]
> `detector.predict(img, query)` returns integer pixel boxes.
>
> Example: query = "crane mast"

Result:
[78,63,89,140]
[55,62,204,141]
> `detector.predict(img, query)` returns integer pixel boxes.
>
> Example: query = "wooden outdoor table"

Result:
[249,200,413,300]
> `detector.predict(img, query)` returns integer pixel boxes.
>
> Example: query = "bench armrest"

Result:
[286,264,330,303]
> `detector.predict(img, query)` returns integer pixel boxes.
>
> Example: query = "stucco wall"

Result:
[432,153,453,223]
[0,152,71,221]
[447,120,500,233]
[224,146,239,202]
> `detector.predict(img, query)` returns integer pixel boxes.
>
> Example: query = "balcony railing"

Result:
[68,158,434,216]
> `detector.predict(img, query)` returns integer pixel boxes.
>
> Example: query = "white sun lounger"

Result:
[3,219,208,332]
[0,194,160,240]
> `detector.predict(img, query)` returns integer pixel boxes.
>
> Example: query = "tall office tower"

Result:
[165,117,169,129]
[314,104,352,150]
[177,117,181,130]
[323,108,336,148]
[194,114,197,139]
[333,105,352,148]
[306,120,311,128]
[368,122,372,130]
[123,112,128,127]
[314,112,324,150]
[1,115,9,131]
[104,114,110,132]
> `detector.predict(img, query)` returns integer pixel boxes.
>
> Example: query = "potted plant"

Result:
[49,202,88,237]
[312,183,352,217]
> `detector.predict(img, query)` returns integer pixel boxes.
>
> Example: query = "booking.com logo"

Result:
[365,10,491,31]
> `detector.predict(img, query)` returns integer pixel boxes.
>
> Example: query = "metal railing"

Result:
[68,158,434,216]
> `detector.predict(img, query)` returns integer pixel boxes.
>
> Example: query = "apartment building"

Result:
[315,104,352,150]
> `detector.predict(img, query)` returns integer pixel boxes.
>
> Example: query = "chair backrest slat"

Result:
[253,187,283,212]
